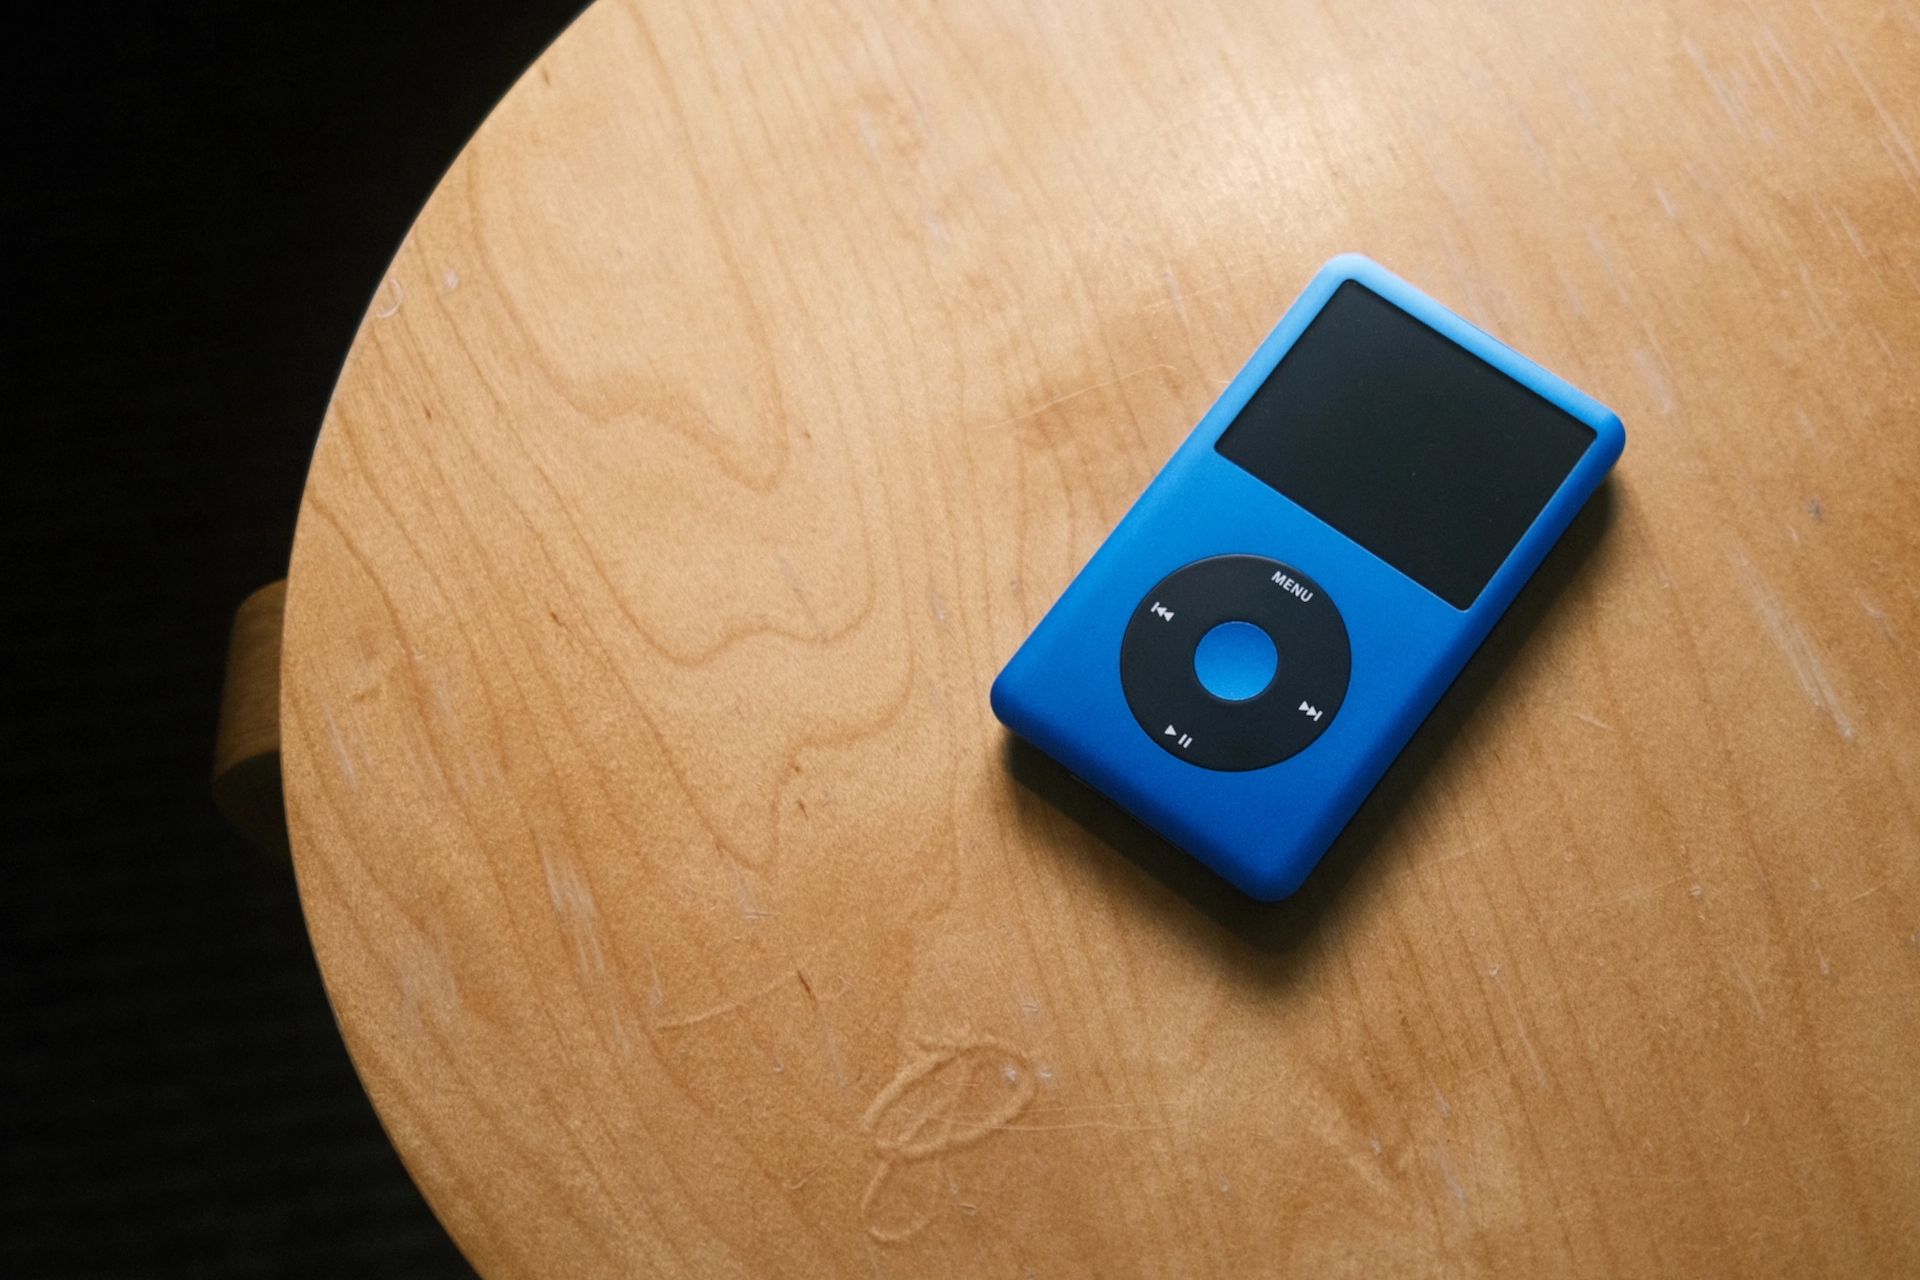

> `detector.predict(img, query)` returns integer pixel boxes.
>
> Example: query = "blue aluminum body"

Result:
[990,255,1625,900]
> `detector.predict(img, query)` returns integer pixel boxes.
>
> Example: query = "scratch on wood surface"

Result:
[775,548,824,639]
[372,274,404,319]
[1682,37,1749,139]
[977,365,1175,432]
[1797,264,1837,340]
[1492,968,1552,1091]
[1751,8,1814,105]
[1855,591,1898,643]
[1729,547,1855,739]
[1163,268,1191,331]
[1536,875,1687,922]
[860,1035,1037,1242]
[1436,1147,1468,1208]
[1570,710,1615,732]
[1583,220,1634,308]
[321,702,359,790]
[878,1099,1175,1136]
[823,1024,849,1090]
[1826,200,1867,257]
[1555,262,1587,317]
[652,970,791,1031]
[1629,347,1675,416]
[399,927,461,1039]
[734,869,774,922]
[1729,956,1765,1020]
[1809,0,1920,185]
[542,852,606,979]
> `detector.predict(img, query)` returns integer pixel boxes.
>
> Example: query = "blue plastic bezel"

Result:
[990,254,1625,900]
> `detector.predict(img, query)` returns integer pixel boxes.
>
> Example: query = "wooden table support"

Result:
[213,579,289,858]
[280,1,1919,1274]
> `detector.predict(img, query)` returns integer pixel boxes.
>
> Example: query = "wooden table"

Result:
[281,0,1920,1273]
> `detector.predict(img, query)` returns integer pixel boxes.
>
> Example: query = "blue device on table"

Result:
[990,255,1625,900]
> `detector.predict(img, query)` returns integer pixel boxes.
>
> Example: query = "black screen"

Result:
[1215,282,1594,609]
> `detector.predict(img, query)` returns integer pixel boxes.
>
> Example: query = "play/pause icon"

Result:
[1163,724,1193,749]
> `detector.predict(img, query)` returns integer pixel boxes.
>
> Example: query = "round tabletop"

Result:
[282,0,1920,1273]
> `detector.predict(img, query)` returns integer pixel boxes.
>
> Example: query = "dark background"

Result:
[3,2,585,1273]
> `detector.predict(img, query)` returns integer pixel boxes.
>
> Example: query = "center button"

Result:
[1192,620,1278,702]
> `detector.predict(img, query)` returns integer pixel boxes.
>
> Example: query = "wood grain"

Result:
[281,0,1920,1273]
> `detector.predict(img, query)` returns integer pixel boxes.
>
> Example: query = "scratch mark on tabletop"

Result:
[1752,11,1813,104]
[1842,884,1883,906]
[399,927,461,1039]
[1545,874,1687,921]
[1809,0,1920,183]
[733,866,774,922]
[1830,204,1867,257]
[1436,1147,1468,1208]
[1555,263,1587,317]
[823,1024,849,1090]
[1493,969,1551,1091]
[775,548,825,638]
[1163,268,1191,331]
[543,853,607,979]
[1630,346,1675,416]
[1570,710,1614,732]
[1856,591,1898,643]
[1798,264,1836,339]
[1682,37,1748,138]
[1583,221,1633,308]
[653,970,792,1032]
[944,1166,978,1214]
[1730,547,1854,739]
[321,702,358,790]
[1508,100,1552,178]
[860,1034,1036,1242]
[372,275,404,319]
[1729,956,1765,1020]
[978,365,1175,432]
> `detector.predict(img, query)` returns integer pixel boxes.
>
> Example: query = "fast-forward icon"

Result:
[1150,602,1175,622]
[1298,701,1323,721]
[1163,724,1193,748]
